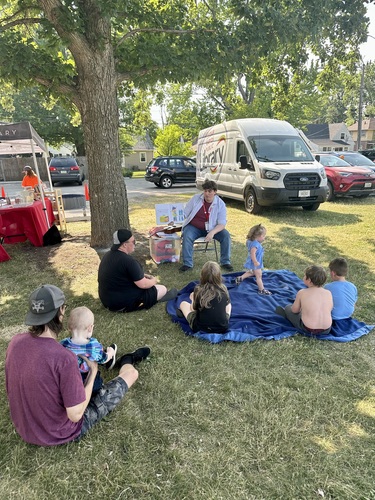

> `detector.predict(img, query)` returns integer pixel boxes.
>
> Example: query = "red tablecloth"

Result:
[0,200,55,247]
[0,243,10,261]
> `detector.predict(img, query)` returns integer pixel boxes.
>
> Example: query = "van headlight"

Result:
[320,168,326,179]
[260,169,281,180]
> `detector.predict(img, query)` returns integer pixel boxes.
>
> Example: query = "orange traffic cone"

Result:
[1,186,5,198]
[84,183,90,201]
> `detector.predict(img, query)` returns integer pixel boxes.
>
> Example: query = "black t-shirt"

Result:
[192,287,230,333]
[98,250,145,310]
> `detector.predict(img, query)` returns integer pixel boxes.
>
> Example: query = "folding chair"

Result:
[193,236,219,261]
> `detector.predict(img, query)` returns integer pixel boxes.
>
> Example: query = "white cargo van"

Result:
[196,118,328,213]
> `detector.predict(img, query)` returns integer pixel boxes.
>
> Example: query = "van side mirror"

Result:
[239,155,254,171]
[315,154,320,163]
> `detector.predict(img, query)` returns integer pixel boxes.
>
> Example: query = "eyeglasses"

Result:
[126,238,136,245]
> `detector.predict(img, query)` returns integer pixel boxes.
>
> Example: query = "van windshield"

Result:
[248,135,314,162]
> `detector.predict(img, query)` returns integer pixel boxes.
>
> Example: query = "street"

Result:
[1,178,198,202]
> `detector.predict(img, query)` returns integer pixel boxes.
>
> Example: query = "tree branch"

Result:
[237,74,248,102]
[34,77,79,105]
[0,17,43,32]
[116,66,162,84]
[116,27,213,49]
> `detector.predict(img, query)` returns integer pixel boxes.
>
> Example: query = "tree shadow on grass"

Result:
[224,198,361,228]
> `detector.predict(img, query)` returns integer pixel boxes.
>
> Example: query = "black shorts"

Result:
[109,286,158,312]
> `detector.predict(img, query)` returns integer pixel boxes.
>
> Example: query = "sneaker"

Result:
[116,346,151,369]
[221,264,234,271]
[105,343,118,370]
[179,265,192,272]
[159,288,178,302]
[258,289,272,296]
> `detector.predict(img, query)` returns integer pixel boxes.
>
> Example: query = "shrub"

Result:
[122,168,133,178]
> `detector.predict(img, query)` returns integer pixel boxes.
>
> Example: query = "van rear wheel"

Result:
[244,188,262,214]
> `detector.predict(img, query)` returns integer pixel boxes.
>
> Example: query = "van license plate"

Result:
[298,190,310,197]
[364,182,371,188]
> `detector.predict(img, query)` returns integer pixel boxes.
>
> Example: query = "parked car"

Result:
[145,156,196,189]
[359,149,375,163]
[48,157,84,186]
[316,154,375,201]
[332,151,375,173]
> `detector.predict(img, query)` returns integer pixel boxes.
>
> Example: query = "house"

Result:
[123,133,154,171]
[348,118,375,150]
[303,123,355,152]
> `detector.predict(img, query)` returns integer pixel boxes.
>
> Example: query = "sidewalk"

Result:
[64,202,91,222]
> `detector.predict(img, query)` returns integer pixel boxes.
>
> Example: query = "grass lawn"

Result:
[0,195,374,499]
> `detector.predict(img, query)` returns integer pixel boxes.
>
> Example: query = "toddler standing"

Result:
[60,306,117,394]
[237,224,272,295]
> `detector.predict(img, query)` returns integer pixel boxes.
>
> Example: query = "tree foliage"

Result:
[0,86,84,154]
[154,125,194,157]
[0,0,370,246]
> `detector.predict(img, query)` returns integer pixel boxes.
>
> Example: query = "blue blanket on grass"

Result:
[166,270,374,343]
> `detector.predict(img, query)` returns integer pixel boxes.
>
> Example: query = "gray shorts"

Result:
[77,377,128,439]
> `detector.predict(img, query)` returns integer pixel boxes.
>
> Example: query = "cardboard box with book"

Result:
[149,203,184,264]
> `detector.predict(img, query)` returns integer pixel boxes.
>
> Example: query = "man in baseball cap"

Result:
[5,284,150,446]
[25,284,65,325]
[98,228,177,312]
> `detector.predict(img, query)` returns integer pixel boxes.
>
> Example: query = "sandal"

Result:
[258,289,272,296]
[235,277,242,285]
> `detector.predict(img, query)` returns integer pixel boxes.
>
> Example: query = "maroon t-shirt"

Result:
[5,333,86,446]
[190,200,212,230]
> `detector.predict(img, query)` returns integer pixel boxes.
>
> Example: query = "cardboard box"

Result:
[149,232,181,264]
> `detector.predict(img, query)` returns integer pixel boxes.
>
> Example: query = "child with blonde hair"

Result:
[177,261,231,333]
[236,224,272,295]
[60,306,117,394]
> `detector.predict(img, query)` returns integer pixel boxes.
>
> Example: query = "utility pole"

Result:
[357,34,375,151]
[357,63,365,151]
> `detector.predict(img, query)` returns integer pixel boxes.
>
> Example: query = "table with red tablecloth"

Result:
[0,200,55,247]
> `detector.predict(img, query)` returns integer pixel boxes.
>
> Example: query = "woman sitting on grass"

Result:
[177,261,231,333]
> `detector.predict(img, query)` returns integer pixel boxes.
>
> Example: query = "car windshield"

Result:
[343,154,374,166]
[318,156,352,167]
[248,135,314,162]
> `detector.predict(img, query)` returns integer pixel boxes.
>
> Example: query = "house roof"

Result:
[348,117,375,131]
[133,132,154,151]
[305,124,330,140]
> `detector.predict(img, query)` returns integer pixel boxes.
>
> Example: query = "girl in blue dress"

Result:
[236,224,272,295]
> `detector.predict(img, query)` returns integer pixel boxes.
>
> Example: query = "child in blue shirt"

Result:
[236,223,272,295]
[60,306,117,394]
[324,258,357,319]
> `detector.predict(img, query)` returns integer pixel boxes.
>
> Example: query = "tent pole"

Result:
[30,139,50,229]
[43,142,53,189]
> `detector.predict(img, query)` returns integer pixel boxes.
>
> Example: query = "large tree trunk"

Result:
[39,0,130,249]
[74,46,130,248]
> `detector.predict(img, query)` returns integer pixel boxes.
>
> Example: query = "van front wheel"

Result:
[244,188,262,214]
[302,203,320,211]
